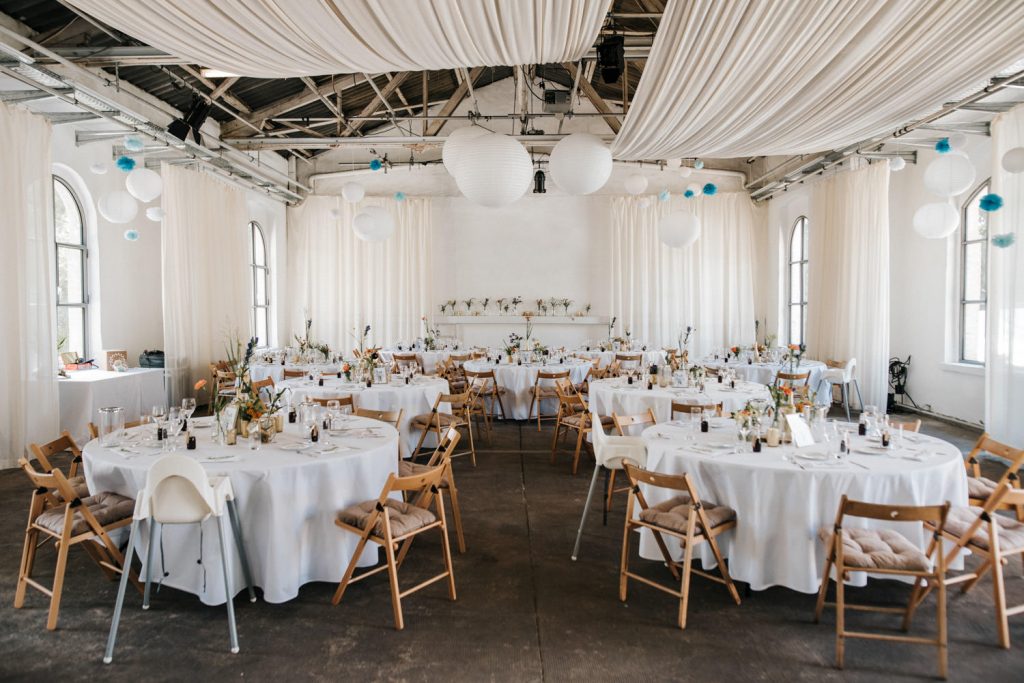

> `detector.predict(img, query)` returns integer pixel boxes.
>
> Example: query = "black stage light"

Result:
[597,35,624,84]
[168,96,212,143]
[533,169,546,194]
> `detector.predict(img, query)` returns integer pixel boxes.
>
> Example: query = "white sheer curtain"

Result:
[986,103,1024,444]
[806,161,890,408]
[609,193,762,353]
[0,102,58,469]
[287,196,432,350]
[162,164,251,403]
[612,0,1024,159]
[68,0,610,77]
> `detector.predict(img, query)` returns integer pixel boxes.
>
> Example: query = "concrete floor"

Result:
[2,412,1023,681]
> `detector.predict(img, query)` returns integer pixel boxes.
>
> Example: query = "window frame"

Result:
[958,180,990,366]
[787,216,809,347]
[53,176,89,358]
[249,221,270,346]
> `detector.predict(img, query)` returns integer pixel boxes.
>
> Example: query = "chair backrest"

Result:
[354,407,402,428]
[775,371,811,386]
[613,409,657,435]
[392,352,419,362]
[623,461,696,498]
[464,369,498,393]
[438,391,471,413]
[251,376,275,392]
[671,401,722,418]
[964,433,1024,481]
[554,379,586,413]
[30,432,81,474]
[536,370,570,386]
[312,395,355,411]
[422,427,461,469]
[615,353,642,363]
[837,495,948,527]
[889,417,922,433]
[18,457,79,503]
[283,368,305,379]
[140,454,216,524]
[449,353,472,365]
[87,419,145,441]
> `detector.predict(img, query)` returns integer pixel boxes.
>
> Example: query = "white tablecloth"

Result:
[637,424,968,593]
[701,358,828,402]
[58,369,165,445]
[278,376,449,454]
[589,378,771,434]
[249,362,340,384]
[379,349,457,374]
[574,349,666,369]
[83,417,399,605]
[463,359,592,420]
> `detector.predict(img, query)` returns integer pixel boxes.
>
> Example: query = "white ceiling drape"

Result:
[612,0,1024,160]
[0,102,58,469]
[985,103,1024,445]
[609,194,763,352]
[287,196,433,350]
[68,0,610,77]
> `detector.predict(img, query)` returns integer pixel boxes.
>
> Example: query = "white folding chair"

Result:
[104,455,256,663]
[571,412,647,561]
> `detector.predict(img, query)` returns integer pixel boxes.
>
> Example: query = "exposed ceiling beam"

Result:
[221,74,367,137]
[957,101,1022,113]
[343,72,411,136]
[210,76,239,100]
[41,111,99,124]
[0,88,72,102]
[222,132,616,150]
[178,64,251,114]
[563,62,621,134]
[425,66,482,136]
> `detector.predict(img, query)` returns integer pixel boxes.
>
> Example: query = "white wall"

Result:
[430,194,612,348]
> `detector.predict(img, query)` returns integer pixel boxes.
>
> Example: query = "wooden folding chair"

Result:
[251,376,276,397]
[87,420,145,441]
[354,407,404,463]
[608,409,659,513]
[282,368,305,379]
[551,378,612,475]
[606,359,622,377]
[391,352,424,375]
[889,417,922,433]
[775,370,811,387]
[920,483,1024,649]
[962,434,1024,520]
[410,392,476,465]
[30,432,88,498]
[813,496,951,678]
[400,427,466,553]
[671,401,723,419]
[527,369,570,431]
[331,464,456,630]
[465,368,507,422]
[615,353,643,372]
[619,462,741,629]
[13,458,141,630]
[311,395,355,413]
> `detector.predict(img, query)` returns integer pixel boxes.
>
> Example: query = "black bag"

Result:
[139,350,165,368]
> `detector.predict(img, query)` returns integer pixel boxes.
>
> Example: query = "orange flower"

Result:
[194,379,207,391]
[788,343,800,351]
[341,362,351,372]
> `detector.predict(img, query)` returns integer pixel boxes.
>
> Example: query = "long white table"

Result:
[638,422,967,593]
[58,368,165,445]
[463,358,592,420]
[83,416,399,605]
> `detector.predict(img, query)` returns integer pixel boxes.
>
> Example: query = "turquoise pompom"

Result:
[123,135,144,152]
[991,233,1015,248]
[369,158,383,171]
[702,183,717,196]
[683,189,695,198]
[693,159,705,170]
[935,138,951,154]
[979,193,1004,212]
[124,229,139,241]
[116,155,136,172]
[394,191,406,202]
[658,189,670,202]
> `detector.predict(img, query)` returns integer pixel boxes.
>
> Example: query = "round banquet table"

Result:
[278,375,449,454]
[574,349,666,369]
[463,358,592,420]
[249,362,340,384]
[83,416,399,605]
[637,422,968,593]
[379,349,453,374]
[588,377,771,433]
[701,358,828,403]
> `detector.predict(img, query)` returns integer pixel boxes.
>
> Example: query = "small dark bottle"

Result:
[186,434,196,450]
[323,417,330,430]
[318,377,324,387]
[405,376,410,384]
[560,358,564,364]
[288,407,297,424]
[337,371,342,379]
[157,427,165,441]
[753,436,762,453]
[517,359,522,366]
[646,379,653,390]
[717,374,724,384]
[700,417,709,433]
[308,373,314,381]
[881,431,891,448]
[747,358,753,365]
[840,435,847,453]
[311,424,319,443]
[365,378,372,388]
[182,418,188,431]
[627,375,634,385]
[280,358,285,366]
[730,379,736,389]
[858,421,867,436]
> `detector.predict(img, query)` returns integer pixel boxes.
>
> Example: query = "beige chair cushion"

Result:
[639,494,736,533]
[819,527,930,572]
[35,491,134,536]
[561,414,613,428]
[410,412,462,429]
[943,506,1024,552]
[398,460,450,488]
[338,499,436,537]
[52,475,90,502]
[967,475,999,500]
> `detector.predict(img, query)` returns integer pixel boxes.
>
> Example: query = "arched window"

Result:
[787,216,809,346]
[54,177,89,358]
[959,181,989,364]
[249,221,270,346]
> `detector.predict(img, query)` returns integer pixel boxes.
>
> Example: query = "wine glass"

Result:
[737,418,750,450]
[181,397,196,422]
[689,406,702,441]
[151,404,166,439]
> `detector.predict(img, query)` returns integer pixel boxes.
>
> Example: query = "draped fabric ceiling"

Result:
[67,0,611,78]
[611,0,1024,159]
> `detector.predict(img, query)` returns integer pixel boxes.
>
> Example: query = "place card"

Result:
[785,413,815,448]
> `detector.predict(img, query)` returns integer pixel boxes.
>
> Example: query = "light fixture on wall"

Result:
[597,35,624,84]
[533,169,546,194]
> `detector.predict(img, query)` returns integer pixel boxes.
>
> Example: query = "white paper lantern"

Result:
[679,167,692,178]
[889,156,906,172]
[145,206,164,222]
[947,133,968,151]
[624,173,648,195]
[442,125,489,177]
[665,158,682,169]
[341,181,365,203]
[1002,147,1024,174]
[923,154,975,197]
[125,167,163,202]
[98,191,138,224]
[90,162,108,175]
[685,182,701,195]
[659,211,701,248]
[912,202,959,239]
[352,206,395,242]
[549,133,613,195]
[455,133,533,208]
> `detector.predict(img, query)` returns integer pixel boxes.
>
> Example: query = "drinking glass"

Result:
[689,406,702,441]
[181,397,196,422]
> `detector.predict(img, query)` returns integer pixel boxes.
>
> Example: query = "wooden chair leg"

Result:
[47,535,72,631]
[435,492,457,601]
[705,534,741,605]
[464,419,476,467]
[331,533,371,605]
[937,573,948,678]
[13,526,38,609]
[619,521,632,602]
[412,423,430,460]
[550,421,562,463]
[605,469,617,513]
[814,555,833,623]
[384,541,404,630]
[836,570,846,669]
[992,554,1011,648]
[902,575,928,631]
[677,536,695,630]
[446,477,467,554]
[572,426,586,475]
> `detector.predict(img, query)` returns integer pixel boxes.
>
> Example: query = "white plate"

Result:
[795,451,830,462]
[855,446,891,455]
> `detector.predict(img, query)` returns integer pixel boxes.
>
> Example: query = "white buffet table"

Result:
[638,422,968,593]
[58,368,165,445]
[463,358,591,420]
[83,416,399,605]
